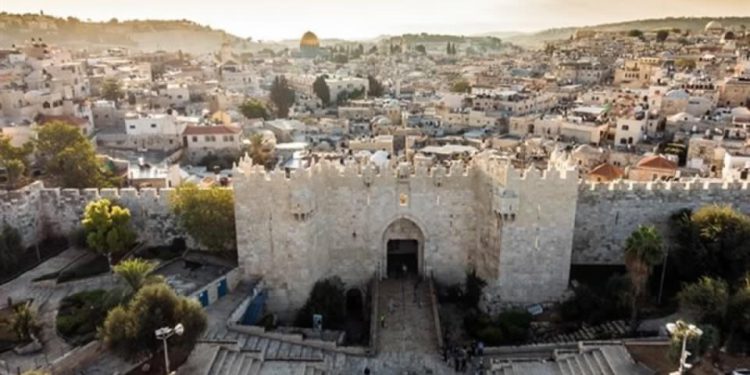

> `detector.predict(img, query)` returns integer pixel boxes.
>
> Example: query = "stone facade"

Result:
[0,181,183,248]
[232,155,579,315]
[572,180,750,264]
[4,162,750,318]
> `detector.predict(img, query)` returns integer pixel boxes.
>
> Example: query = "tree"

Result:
[312,75,331,107]
[671,205,750,284]
[451,80,471,93]
[0,134,33,188]
[675,58,697,71]
[239,99,268,120]
[727,282,750,351]
[624,225,665,328]
[101,78,123,103]
[10,303,40,342]
[367,75,385,97]
[82,199,136,267]
[656,30,670,42]
[100,283,207,358]
[170,183,236,252]
[628,29,644,39]
[240,99,269,120]
[113,258,161,293]
[3,159,25,189]
[35,121,109,188]
[294,277,346,329]
[678,277,729,325]
[269,75,295,118]
[415,44,426,54]
[247,133,270,167]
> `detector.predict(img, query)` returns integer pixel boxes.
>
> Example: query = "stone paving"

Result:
[378,277,437,355]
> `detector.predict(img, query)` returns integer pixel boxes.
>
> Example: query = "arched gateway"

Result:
[382,218,424,278]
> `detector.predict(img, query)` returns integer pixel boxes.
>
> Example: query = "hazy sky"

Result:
[3,0,749,40]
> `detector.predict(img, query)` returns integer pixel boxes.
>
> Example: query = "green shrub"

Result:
[497,310,532,344]
[56,289,110,345]
[476,326,504,346]
[294,277,346,330]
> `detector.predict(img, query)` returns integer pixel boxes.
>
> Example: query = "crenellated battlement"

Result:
[580,179,750,193]
[233,154,578,187]
[0,181,181,248]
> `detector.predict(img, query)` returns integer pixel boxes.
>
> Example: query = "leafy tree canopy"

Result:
[451,80,471,93]
[170,183,236,252]
[101,78,123,102]
[81,199,136,263]
[239,99,269,120]
[671,205,750,284]
[36,121,114,188]
[100,283,206,358]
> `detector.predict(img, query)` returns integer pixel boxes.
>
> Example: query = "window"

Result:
[192,136,198,142]
[150,123,157,128]
[129,125,136,130]
[621,125,629,131]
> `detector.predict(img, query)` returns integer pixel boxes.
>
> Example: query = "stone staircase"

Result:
[377,277,438,355]
[206,347,263,375]
[201,328,330,362]
[534,321,629,344]
[302,365,328,375]
[489,345,649,375]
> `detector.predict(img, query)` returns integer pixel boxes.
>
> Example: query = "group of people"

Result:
[442,341,486,374]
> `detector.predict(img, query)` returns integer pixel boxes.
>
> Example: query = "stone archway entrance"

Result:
[382,218,424,278]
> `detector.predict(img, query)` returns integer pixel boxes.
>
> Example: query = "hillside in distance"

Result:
[0,12,260,55]
[501,16,750,48]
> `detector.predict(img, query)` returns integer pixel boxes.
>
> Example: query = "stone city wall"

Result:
[234,159,480,315]
[0,181,183,248]
[572,180,750,265]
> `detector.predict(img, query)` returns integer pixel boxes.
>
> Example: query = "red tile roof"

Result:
[588,163,624,181]
[636,155,677,170]
[183,125,241,136]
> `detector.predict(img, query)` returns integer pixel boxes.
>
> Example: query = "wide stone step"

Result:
[208,349,227,374]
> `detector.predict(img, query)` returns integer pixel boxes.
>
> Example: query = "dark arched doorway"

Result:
[382,218,425,278]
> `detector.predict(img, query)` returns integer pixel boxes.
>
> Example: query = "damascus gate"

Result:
[233,153,579,316]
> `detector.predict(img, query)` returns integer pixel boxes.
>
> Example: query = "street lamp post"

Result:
[666,320,703,375]
[155,323,184,375]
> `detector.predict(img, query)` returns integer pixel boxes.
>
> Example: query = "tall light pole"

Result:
[155,323,184,375]
[666,320,703,375]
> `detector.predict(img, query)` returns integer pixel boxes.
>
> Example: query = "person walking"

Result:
[379,314,385,328]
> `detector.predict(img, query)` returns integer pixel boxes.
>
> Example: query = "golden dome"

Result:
[300,31,320,49]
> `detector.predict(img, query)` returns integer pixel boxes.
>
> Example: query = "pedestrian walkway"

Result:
[377,276,438,355]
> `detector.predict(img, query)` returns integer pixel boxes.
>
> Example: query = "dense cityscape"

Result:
[0,6,749,375]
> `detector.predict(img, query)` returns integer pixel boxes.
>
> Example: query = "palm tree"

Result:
[624,225,665,330]
[11,303,39,342]
[113,258,161,293]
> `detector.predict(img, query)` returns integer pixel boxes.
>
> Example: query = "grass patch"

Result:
[56,290,110,346]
